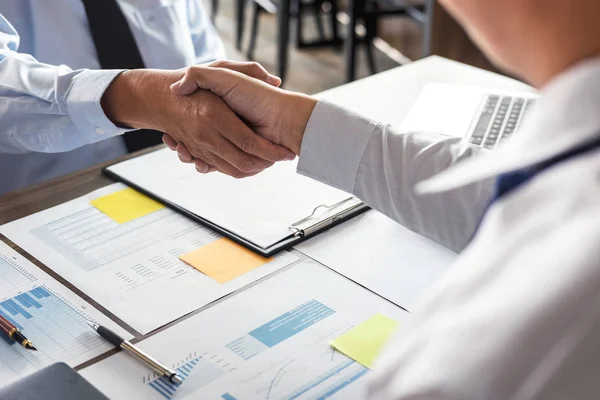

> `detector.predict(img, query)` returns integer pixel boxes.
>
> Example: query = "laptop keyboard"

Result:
[469,95,537,149]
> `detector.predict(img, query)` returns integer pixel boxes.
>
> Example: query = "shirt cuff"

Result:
[66,69,130,144]
[297,100,379,193]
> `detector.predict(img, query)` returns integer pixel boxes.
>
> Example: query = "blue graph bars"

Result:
[148,357,201,399]
[0,287,52,321]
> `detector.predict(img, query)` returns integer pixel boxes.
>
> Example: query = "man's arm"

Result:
[170,66,495,252]
[0,15,127,154]
[0,13,292,177]
[298,101,494,252]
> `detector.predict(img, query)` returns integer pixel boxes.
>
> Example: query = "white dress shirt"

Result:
[299,57,600,399]
[0,0,225,195]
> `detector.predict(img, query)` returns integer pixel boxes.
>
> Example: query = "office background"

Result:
[211,0,497,94]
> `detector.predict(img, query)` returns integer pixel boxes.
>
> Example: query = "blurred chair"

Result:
[345,0,430,82]
[241,0,341,60]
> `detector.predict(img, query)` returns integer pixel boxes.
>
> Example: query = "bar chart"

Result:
[145,351,228,399]
[0,244,131,388]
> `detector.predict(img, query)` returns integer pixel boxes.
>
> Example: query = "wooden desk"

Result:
[0,146,164,356]
[0,146,162,228]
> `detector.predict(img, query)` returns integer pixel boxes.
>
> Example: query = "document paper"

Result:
[0,242,131,388]
[81,261,410,400]
[106,148,355,249]
[296,210,457,311]
[0,184,299,334]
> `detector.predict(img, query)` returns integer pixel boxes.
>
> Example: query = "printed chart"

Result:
[0,183,298,334]
[82,261,410,399]
[0,243,130,388]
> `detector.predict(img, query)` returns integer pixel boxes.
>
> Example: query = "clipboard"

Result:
[103,148,369,257]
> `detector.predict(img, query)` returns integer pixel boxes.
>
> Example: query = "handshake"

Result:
[102,61,318,178]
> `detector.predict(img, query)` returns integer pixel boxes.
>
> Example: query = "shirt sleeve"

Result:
[297,100,495,253]
[186,0,226,63]
[0,14,128,154]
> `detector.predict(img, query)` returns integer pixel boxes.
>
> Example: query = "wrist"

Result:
[283,93,318,155]
[101,69,185,131]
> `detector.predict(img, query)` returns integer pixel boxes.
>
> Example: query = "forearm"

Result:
[298,101,494,253]
[0,12,130,154]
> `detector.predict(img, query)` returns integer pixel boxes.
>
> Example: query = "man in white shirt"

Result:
[0,0,225,195]
[0,12,294,189]
[167,0,600,398]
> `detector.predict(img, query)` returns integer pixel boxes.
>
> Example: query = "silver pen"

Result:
[86,320,183,385]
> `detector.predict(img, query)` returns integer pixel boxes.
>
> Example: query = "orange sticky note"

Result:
[179,238,273,283]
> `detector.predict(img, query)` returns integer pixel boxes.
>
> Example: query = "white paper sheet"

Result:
[81,261,409,399]
[295,210,457,311]
[0,242,131,388]
[0,184,299,334]
[106,148,354,249]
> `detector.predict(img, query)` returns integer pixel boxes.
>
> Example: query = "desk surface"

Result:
[0,56,531,372]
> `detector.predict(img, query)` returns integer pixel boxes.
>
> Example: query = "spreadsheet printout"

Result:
[0,183,299,334]
[0,242,130,388]
[81,261,409,400]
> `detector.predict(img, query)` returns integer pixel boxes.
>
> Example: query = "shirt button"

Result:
[95,127,106,135]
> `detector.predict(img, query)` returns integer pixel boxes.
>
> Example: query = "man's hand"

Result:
[170,65,318,168]
[101,61,294,178]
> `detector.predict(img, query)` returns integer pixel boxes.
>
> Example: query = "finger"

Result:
[176,143,194,163]
[201,150,264,179]
[209,60,281,87]
[162,134,177,150]
[212,137,274,174]
[199,132,275,177]
[222,118,294,162]
[194,159,217,174]
[194,158,211,173]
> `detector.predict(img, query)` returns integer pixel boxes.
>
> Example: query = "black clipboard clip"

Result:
[288,197,366,237]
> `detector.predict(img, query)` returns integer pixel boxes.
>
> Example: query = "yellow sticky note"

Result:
[330,314,399,369]
[179,238,273,283]
[90,188,164,224]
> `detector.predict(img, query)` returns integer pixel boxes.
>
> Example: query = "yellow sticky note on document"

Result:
[90,188,164,224]
[179,238,273,283]
[330,314,399,369]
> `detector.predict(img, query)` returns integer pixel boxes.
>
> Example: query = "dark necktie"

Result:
[81,0,164,153]
[493,135,600,202]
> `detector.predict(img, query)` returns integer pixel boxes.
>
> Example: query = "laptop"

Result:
[399,83,540,150]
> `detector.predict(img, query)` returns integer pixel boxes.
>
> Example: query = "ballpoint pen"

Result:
[86,321,182,385]
[0,314,37,351]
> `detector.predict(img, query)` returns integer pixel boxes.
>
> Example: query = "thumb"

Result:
[170,66,244,98]
[170,70,204,96]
